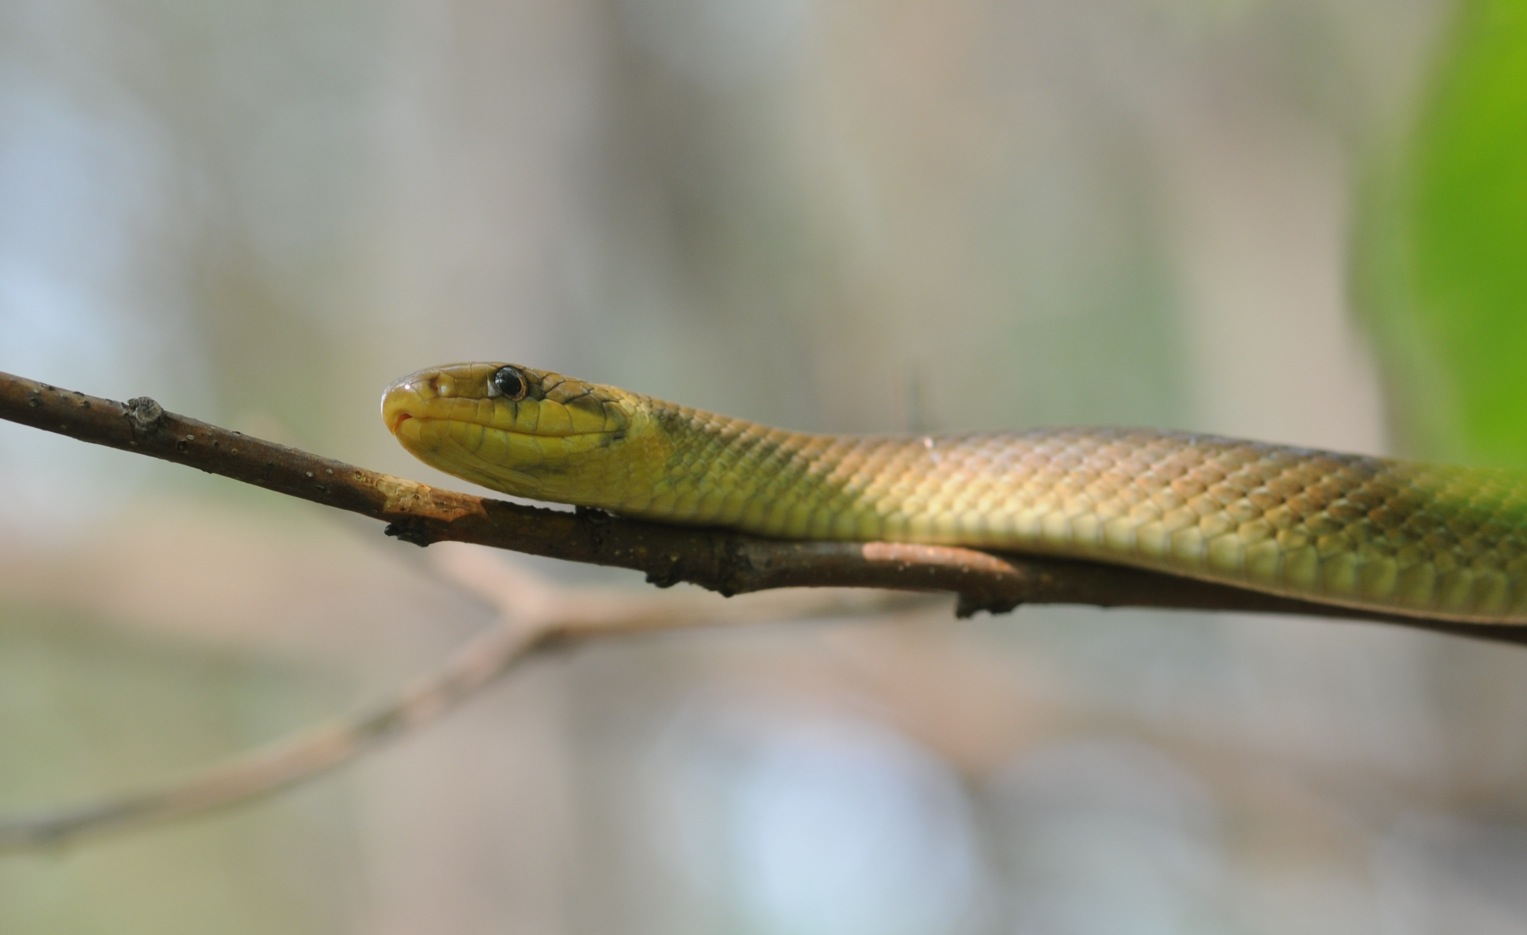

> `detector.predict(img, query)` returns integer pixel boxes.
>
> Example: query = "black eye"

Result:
[489,365,528,401]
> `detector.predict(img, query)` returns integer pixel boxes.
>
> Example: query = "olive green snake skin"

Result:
[382,362,1527,624]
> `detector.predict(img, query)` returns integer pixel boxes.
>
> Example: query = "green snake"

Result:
[382,361,1527,625]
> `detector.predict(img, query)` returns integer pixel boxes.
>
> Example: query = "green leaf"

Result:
[1359,0,1527,466]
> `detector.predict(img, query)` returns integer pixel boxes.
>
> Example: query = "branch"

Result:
[3,369,1526,645]
[0,610,549,849]
[0,551,916,849]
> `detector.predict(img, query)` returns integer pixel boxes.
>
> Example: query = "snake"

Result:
[381,361,1527,625]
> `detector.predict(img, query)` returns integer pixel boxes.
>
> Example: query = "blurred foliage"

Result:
[1361,0,1527,466]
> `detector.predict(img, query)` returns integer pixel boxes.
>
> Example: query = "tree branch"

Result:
[0,612,549,849]
[3,368,1526,645]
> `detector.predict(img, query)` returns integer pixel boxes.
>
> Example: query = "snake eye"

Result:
[489,365,528,401]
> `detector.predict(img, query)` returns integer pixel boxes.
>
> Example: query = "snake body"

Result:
[383,362,1527,624]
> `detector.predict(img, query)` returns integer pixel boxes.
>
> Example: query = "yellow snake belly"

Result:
[382,362,1527,624]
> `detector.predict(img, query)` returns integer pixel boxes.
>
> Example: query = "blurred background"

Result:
[3,0,1526,931]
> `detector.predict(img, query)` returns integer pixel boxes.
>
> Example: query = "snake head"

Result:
[382,361,658,506]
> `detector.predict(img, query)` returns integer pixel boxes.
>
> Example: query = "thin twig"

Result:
[0,619,546,849]
[0,550,909,849]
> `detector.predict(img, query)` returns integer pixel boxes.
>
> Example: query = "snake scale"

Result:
[382,362,1527,624]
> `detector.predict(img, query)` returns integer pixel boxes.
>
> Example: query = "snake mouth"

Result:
[386,406,617,445]
[380,391,419,436]
[434,417,620,441]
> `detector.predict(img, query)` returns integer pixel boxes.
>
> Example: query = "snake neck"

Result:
[627,400,881,538]
[630,399,1061,543]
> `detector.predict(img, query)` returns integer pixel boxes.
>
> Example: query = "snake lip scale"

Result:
[383,361,1527,625]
